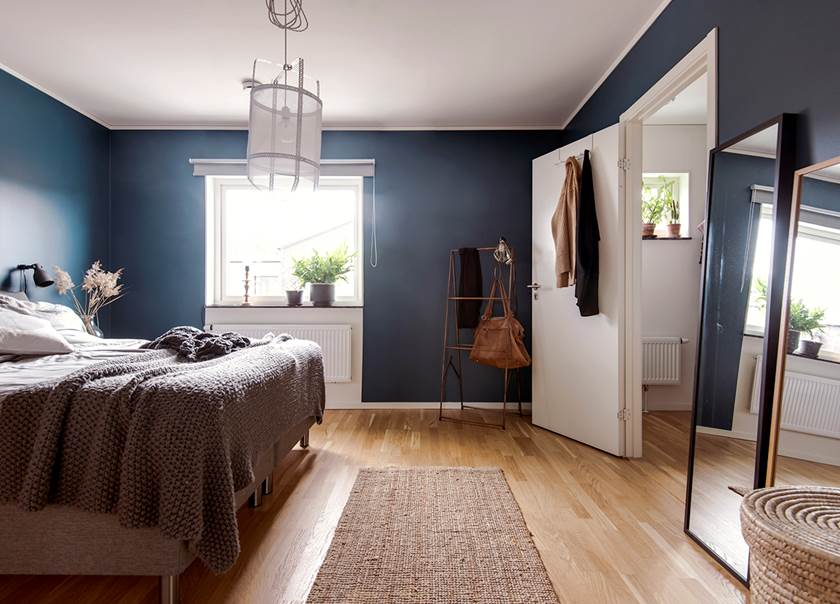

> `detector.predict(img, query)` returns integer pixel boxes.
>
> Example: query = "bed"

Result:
[0,294,325,604]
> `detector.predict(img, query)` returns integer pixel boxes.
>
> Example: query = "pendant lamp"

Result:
[247,0,323,193]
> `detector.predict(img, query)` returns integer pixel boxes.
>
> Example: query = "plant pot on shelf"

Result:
[798,339,822,359]
[309,283,335,307]
[286,290,303,307]
[787,329,801,354]
[642,223,656,238]
[666,223,682,238]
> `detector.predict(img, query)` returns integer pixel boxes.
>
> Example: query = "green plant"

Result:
[292,244,355,285]
[753,278,768,310]
[661,179,679,225]
[788,299,826,338]
[641,186,665,225]
[642,177,679,225]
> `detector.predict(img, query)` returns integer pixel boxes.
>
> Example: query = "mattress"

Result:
[0,331,149,398]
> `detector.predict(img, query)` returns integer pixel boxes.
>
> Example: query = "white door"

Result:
[531,124,625,456]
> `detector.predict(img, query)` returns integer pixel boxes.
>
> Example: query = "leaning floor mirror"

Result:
[768,156,840,488]
[684,115,796,583]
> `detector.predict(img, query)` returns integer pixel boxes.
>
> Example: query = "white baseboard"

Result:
[325,401,532,411]
[695,426,756,441]
[696,426,839,466]
[646,402,693,411]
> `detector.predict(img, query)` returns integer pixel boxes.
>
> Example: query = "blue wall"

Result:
[109,130,564,402]
[0,70,110,317]
[697,152,775,430]
[561,0,840,167]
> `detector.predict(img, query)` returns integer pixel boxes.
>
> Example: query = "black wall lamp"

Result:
[17,263,54,293]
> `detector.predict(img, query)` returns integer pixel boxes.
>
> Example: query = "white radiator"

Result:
[750,356,840,439]
[642,337,684,385]
[207,323,352,383]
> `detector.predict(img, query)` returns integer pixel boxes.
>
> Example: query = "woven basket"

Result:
[740,486,840,603]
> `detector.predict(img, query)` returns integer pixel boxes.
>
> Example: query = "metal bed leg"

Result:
[300,430,309,449]
[262,472,273,495]
[160,574,179,604]
[249,485,263,508]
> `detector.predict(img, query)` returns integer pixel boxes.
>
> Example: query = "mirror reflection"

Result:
[688,123,779,579]
[774,162,840,487]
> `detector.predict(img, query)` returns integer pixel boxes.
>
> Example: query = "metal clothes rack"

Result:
[438,246,523,430]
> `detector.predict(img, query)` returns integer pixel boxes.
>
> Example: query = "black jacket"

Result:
[574,150,600,316]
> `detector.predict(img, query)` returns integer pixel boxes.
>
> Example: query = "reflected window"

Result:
[747,202,840,360]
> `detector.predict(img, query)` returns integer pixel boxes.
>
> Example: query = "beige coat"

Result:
[551,156,581,287]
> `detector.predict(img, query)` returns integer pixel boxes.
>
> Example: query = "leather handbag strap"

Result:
[480,271,513,321]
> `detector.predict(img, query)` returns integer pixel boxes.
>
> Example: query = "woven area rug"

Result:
[306,467,559,604]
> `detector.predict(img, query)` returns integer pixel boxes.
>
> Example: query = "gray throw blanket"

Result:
[142,326,251,361]
[0,336,325,573]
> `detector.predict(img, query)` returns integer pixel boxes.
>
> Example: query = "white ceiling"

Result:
[644,73,707,125]
[0,0,667,129]
[727,126,778,158]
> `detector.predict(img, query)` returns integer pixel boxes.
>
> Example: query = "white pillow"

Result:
[0,294,86,333]
[0,311,74,355]
[0,290,29,301]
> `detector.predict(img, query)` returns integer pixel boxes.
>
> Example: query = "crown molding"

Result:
[0,62,112,128]
[109,124,566,131]
[560,0,673,129]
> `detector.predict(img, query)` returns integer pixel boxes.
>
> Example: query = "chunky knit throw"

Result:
[0,336,325,573]
[142,325,252,361]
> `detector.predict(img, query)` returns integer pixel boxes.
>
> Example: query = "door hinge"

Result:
[617,408,631,421]
[617,158,630,171]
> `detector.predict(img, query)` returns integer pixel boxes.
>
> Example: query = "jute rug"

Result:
[306,467,559,604]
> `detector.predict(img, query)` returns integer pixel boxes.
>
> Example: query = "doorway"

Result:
[620,29,718,457]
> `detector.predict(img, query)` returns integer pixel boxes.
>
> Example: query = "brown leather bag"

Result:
[469,277,531,369]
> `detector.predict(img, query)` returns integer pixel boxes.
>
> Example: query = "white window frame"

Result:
[206,175,364,306]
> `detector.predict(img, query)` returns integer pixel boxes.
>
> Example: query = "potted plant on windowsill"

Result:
[292,244,355,307]
[663,180,681,238]
[641,183,665,238]
[788,300,826,358]
[285,277,303,307]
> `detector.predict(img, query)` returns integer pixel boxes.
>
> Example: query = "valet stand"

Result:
[438,246,523,430]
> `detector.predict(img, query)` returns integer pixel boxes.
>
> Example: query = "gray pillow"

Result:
[0,290,29,301]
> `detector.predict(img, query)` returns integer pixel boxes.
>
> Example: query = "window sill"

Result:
[642,236,693,241]
[206,302,363,309]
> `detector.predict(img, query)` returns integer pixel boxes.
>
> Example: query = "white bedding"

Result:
[0,331,148,398]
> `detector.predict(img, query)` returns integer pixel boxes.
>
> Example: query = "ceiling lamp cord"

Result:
[370,175,378,268]
[266,0,308,70]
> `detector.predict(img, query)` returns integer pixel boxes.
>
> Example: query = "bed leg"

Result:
[248,485,263,508]
[300,430,309,449]
[160,574,179,604]
[262,472,273,495]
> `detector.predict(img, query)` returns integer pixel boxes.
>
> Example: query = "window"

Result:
[642,172,690,236]
[209,176,363,305]
[747,203,840,358]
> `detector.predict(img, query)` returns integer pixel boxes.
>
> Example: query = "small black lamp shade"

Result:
[17,263,54,289]
[32,264,54,287]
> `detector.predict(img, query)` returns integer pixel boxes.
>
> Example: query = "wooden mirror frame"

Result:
[765,154,840,485]
[683,113,797,585]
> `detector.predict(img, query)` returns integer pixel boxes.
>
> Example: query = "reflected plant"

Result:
[789,300,826,339]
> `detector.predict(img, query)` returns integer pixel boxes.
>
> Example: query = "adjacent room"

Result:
[1,1,839,603]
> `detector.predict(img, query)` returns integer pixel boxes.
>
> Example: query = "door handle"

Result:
[526,283,541,290]
[527,282,541,300]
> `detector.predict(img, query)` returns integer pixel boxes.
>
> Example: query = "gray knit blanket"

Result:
[0,336,325,573]
[142,325,252,361]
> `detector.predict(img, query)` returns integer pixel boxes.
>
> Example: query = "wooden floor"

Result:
[0,410,753,604]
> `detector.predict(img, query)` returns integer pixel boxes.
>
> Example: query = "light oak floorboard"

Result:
[0,410,752,603]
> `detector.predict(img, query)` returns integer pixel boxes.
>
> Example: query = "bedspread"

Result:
[0,335,325,573]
